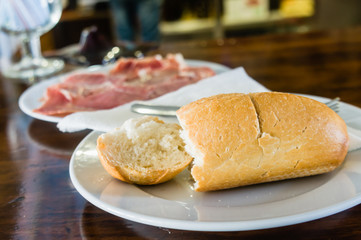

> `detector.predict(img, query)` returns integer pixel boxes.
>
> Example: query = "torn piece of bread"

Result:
[96,116,192,185]
[176,92,349,192]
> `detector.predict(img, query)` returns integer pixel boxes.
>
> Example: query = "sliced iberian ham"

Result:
[34,54,215,116]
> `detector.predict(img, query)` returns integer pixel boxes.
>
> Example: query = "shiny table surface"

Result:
[1,26,361,239]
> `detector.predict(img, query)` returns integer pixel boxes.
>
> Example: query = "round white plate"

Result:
[69,95,361,231]
[18,60,230,123]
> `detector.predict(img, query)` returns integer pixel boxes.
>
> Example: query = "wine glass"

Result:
[0,0,64,81]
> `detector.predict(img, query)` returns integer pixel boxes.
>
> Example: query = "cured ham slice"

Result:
[34,54,215,116]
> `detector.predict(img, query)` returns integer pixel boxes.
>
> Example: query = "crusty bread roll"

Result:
[96,116,192,185]
[176,92,349,192]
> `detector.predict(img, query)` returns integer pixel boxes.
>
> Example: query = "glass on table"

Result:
[0,0,64,82]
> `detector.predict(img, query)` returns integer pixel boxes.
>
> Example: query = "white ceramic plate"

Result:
[69,95,361,231]
[18,60,230,123]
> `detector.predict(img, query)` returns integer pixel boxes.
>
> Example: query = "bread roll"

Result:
[96,116,192,185]
[176,92,349,192]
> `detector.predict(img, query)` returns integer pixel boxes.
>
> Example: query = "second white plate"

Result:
[18,60,230,122]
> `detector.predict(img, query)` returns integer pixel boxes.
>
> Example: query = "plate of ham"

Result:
[19,54,230,123]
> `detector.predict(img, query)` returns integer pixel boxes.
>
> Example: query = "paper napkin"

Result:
[57,67,269,133]
[348,127,361,152]
[57,67,361,152]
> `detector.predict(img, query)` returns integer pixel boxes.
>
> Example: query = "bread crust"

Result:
[176,92,349,192]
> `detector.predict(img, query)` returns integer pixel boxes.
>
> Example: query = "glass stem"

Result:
[21,35,42,62]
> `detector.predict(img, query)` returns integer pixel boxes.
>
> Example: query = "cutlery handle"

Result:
[131,103,180,117]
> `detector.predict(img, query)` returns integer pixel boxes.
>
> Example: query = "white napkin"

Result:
[57,67,269,132]
[348,127,361,152]
[57,67,361,152]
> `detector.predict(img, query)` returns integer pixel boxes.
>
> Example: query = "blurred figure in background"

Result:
[109,0,163,43]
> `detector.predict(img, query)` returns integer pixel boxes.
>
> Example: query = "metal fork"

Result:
[131,97,341,116]
[324,97,340,113]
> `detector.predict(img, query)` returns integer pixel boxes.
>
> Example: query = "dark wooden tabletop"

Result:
[1,26,361,239]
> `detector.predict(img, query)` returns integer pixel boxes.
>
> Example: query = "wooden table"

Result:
[1,26,361,239]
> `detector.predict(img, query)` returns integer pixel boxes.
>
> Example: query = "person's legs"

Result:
[137,0,162,42]
[109,0,135,41]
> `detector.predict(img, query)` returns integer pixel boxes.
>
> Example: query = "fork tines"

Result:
[324,97,340,113]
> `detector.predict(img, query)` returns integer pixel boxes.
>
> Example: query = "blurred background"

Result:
[4,0,361,54]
